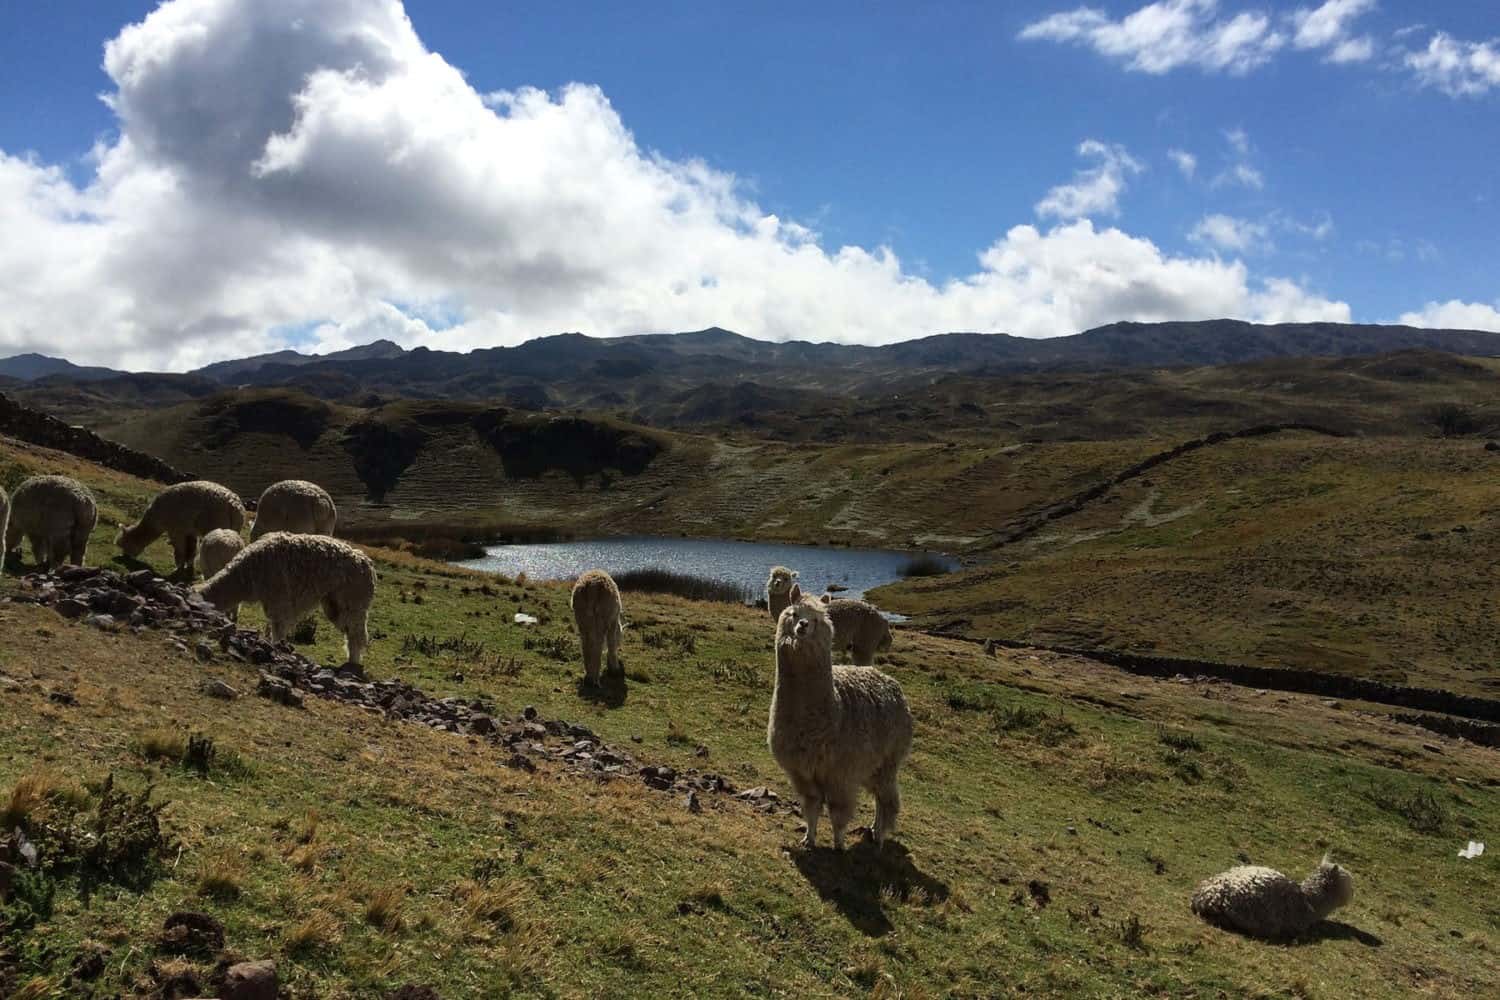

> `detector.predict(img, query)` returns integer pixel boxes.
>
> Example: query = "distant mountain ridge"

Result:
[5,321,1500,411]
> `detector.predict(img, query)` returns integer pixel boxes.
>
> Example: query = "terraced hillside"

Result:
[874,431,1500,698]
[2,434,1498,998]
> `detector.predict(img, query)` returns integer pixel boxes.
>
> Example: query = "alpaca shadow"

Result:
[1293,920,1383,948]
[575,671,628,708]
[791,837,950,937]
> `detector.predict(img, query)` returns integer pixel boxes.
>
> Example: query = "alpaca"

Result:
[118,480,245,575]
[571,569,624,685]
[1190,857,1354,939]
[199,532,377,666]
[824,598,893,665]
[767,598,913,850]
[196,528,245,581]
[3,475,97,570]
[765,566,799,618]
[250,480,338,540]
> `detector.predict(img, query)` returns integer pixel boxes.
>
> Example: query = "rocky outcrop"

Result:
[0,391,190,484]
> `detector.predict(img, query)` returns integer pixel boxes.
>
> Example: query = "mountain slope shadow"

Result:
[790,838,949,937]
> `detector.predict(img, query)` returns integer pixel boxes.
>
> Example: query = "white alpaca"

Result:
[765,566,799,618]
[250,480,338,540]
[1191,857,1354,939]
[118,480,245,575]
[196,528,245,581]
[767,598,913,850]
[822,597,893,665]
[199,532,377,665]
[0,485,9,577]
[3,475,97,570]
[571,569,624,685]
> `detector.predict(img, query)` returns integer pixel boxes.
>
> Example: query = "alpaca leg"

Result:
[29,534,48,570]
[873,776,901,846]
[49,536,71,569]
[800,792,823,848]
[181,534,198,574]
[581,632,602,685]
[605,621,622,675]
[827,791,857,851]
[344,608,369,666]
[851,640,873,666]
[70,525,90,567]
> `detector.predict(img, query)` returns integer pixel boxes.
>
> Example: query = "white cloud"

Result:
[1167,149,1197,178]
[1212,163,1265,190]
[1290,0,1376,62]
[1405,32,1500,97]
[1035,140,1144,220]
[1189,213,1271,253]
[1399,300,1500,332]
[0,0,1353,370]
[1223,127,1251,156]
[1018,0,1285,75]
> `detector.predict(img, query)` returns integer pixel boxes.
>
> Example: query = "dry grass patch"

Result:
[195,846,245,900]
[364,884,407,933]
[283,908,343,956]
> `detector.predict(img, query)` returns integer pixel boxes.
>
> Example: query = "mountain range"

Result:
[4,320,1499,423]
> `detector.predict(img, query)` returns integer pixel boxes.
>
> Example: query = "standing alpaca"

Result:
[118,480,245,576]
[1191,857,1354,939]
[823,598,893,665]
[250,480,338,540]
[199,533,377,666]
[571,569,624,686]
[765,566,799,618]
[768,598,913,850]
[4,475,97,570]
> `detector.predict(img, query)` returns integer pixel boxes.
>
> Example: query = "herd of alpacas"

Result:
[0,476,1355,941]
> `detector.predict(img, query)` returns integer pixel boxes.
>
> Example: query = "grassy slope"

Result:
[3,436,1499,999]
[873,433,1500,698]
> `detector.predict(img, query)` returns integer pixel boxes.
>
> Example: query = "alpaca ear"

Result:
[1321,850,1333,867]
[789,583,801,603]
[819,593,830,604]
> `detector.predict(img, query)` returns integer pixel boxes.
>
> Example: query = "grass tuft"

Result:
[614,567,754,604]
[364,884,407,932]
[196,847,244,900]
[283,908,343,955]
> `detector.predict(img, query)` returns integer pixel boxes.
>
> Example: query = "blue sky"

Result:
[0,1,1497,369]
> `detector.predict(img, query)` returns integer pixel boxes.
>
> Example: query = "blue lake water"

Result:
[456,536,956,605]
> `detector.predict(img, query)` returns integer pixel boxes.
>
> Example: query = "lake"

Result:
[455,535,956,605]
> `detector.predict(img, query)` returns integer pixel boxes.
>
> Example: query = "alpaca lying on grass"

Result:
[765,566,799,617]
[118,480,245,575]
[768,597,913,850]
[1191,856,1354,939]
[251,479,338,540]
[571,569,624,686]
[822,597,893,665]
[196,527,245,581]
[3,475,97,570]
[200,532,377,666]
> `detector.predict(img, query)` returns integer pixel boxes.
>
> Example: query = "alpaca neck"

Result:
[202,565,254,609]
[772,647,837,717]
[1300,875,1344,921]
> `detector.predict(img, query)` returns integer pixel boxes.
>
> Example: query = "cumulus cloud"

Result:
[1034,141,1144,220]
[0,0,1355,369]
[1189,214,1271,253]
[1018,0,1285,75]
[1405,32,1500,96]
[1290,0,1376,62]
[1167,149,1197,178]
[1399,300,1500,332]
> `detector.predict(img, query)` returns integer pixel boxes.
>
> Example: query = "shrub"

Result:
[613,567,755,604]
[1157,728,1204,752]
[1428,402,1481,438]
[522,633,577,662]
[1368,783,1448,834]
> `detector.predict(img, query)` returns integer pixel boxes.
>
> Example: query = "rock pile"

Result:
[7,567,791,815]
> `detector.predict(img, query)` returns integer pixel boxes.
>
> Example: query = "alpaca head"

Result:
[877,619,893,653]
[776,597,833,664]
[766,566,798,596]
[1302,857,1354,917]
[116,522,150,558]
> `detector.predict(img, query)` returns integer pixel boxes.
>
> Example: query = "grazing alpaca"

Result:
[571,569,624,686]
[823,598,893,665]
[1191,857,1354,939]
[118,480,245,575]
[767,598,913,850]
[4,475,97,570]
[196,527,245,581]
[199,532,377,666]
[250,479,338,540]
[765,566,799,618]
